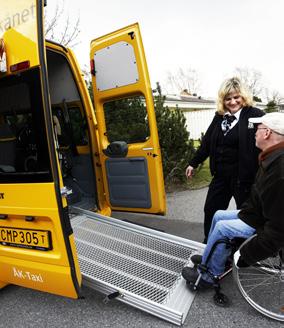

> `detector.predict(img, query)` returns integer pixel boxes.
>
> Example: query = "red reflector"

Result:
[10,60,30,72]
[0,39,5,59]
[90,59,95,75]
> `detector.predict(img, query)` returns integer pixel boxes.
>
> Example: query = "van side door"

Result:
[91,23,166,215]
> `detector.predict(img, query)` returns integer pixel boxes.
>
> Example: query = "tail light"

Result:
[10,60,30,73]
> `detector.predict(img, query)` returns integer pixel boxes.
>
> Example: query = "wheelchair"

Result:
[185,235,284,322]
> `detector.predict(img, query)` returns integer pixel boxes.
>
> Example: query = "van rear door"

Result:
[0,0,81,298]
[91,23,166,215]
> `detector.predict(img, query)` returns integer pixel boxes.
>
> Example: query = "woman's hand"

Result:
[185,165,194,179]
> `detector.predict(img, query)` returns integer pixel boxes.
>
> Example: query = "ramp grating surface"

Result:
[72,215,195,305]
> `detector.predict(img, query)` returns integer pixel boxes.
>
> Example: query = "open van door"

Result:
[91,23,166,215]
[0,0,81,298]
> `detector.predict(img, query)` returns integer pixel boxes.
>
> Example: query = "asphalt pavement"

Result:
[0,188,282,328]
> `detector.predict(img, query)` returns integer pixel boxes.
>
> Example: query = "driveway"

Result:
[0,188,282,328]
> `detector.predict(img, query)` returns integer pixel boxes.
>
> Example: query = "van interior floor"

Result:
[70,197,97,211]
[62,153,98,211]
[63,176,96,210]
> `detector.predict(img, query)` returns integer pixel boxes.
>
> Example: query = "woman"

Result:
[186,77,264,243]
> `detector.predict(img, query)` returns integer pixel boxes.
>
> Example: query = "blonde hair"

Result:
[217,77,254,115]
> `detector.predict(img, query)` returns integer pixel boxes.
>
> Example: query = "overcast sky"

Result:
[46,0,284,99]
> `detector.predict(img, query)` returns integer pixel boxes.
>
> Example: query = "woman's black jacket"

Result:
[189,107,264,184]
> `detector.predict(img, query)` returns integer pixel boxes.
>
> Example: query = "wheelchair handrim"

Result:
[233,256,284,322]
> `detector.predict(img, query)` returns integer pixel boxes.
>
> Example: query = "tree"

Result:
[103,97,149,144]
[265,89,283,105]
[154,83,196,183]
[253,95,262,103]
[263,89,284,113]
[265,100,278,113]
[234,67,263,99]
[44,0,80,47]
[165,67,201,96]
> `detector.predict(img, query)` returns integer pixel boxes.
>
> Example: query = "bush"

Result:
[154,83,196,184]
[265,100,278,113]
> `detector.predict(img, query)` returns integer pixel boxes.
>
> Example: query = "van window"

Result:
[103,95,149,144]
[0,68,52,183]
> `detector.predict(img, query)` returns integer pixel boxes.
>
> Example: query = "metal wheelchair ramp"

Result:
[71,208,205,326]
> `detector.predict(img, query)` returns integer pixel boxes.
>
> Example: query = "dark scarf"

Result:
[258,141,284,162]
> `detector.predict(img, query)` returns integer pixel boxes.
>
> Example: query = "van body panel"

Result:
[0,0,81,298]
[0,0,39,73]
[0,256,78,298]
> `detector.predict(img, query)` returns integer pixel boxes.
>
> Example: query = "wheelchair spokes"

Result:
[234,252,284,321]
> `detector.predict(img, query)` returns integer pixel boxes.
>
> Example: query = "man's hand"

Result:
[185,165,194,179]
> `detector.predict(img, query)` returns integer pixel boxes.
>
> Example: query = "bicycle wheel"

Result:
[233,253,284,321]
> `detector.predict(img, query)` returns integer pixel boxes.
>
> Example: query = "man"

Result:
[182,112,284,286]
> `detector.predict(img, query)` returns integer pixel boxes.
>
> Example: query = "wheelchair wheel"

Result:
[233,253,284,321]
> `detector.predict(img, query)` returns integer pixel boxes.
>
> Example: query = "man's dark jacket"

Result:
[239,143,284,264]
[189,107,264,184]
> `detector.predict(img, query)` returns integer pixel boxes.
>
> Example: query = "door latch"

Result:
[60,186,72,197]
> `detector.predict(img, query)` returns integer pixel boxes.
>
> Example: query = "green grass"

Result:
[165,140,212,192]
[187,140,212,189]
[193,140,200,148]
[186,159,212,189]
[165,158,212,192]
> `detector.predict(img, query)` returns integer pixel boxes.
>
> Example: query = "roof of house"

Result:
[165,94,215,104]
[164,94,267,111]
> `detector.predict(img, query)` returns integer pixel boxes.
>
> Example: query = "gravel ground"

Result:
[0,188,282,328]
